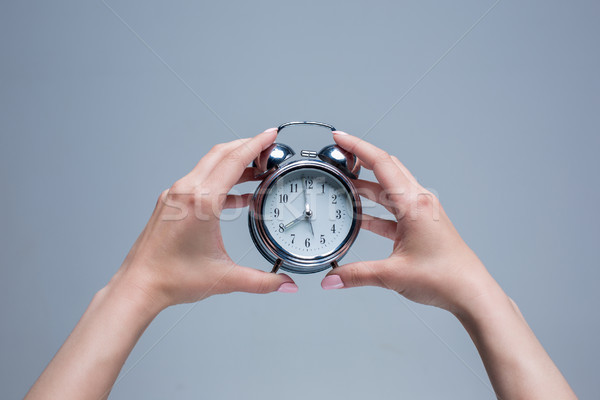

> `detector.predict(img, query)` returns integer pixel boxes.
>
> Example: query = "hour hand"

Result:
[284,214,306,231]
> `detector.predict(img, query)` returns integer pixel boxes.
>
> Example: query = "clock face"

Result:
[261,167,355,259]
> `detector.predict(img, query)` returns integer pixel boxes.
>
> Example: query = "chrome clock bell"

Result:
[248,121,362,274]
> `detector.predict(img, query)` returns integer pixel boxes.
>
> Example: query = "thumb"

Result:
[321,259,390,290]
[225,265,298,294]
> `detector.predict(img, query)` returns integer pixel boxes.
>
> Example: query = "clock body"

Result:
[248,160,361,274]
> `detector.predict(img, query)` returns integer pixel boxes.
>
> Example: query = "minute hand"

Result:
[303,178,315,236]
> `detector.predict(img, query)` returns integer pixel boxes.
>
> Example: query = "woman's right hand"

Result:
[321,131,504,314]
[113,128,297,311]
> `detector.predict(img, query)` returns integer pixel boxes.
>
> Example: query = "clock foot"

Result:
[271,258,283,273]
[330,260,339,269]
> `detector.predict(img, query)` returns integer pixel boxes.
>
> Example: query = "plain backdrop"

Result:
[1,1,599,399]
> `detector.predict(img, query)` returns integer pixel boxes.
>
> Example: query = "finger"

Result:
[390,155,421,187]
[175,168,258,212]
[209,128,278,190]
[321,259,392,290]
[354,179,404,218]
[185,138,253,184]
[332,131,411,193]
[223,193,251,209]
[236,167,261,185]
[225,266,298,294]
[354,179,396,214]
[361,214,397,240]
[354,178,383,197]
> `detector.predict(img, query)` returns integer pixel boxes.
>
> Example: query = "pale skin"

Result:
[25,128,576,400]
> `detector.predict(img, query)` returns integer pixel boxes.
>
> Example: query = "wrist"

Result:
[445,256,511,320]
[103,266,169,319]
[450,273,514,328]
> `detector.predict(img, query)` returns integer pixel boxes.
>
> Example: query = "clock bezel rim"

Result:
[248,159,362,274]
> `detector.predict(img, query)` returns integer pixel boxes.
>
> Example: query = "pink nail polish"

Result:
[278,282,298,293]
[332,130,348,136]
[321,275,344,290]
[264,127,278,134]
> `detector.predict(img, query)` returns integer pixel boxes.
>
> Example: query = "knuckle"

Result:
[348,266,363,287]
[390,155,406,169]
[346,138,361,155]
[170,179,190,194]
[226,149,242,160]
[414,190,438,210]
[210,142,226,153]
[255,274,271,294]
[170,180,218,216]
[225,149,246,168]
[374,149,391,164]
[416,192,432,208]
[156,189,169,206]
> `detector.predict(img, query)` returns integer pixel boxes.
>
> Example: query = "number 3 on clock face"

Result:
[248,160,362,274]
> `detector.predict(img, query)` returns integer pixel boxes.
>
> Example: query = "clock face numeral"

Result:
[262,168,353,258]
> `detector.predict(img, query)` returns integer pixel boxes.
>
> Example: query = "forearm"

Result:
[25,271,164,400]
[455,279,576,400]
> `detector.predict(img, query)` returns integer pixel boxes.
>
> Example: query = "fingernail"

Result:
[278,282,298,293]
[321,275,344,290]
[264,127,278,134]
[332,130,348,136]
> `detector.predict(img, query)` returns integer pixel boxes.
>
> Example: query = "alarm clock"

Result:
[248,121,362,274]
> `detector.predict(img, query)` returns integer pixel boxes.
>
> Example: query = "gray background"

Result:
[1,0,598,399]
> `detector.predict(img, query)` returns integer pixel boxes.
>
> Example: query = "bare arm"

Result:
[25,128,298,400]
[320,131,576,399]
[25,274,161,400]
[456,286,574,399]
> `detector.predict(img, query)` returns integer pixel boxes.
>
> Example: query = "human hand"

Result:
[320,132,501,314]
[111,128,298,311]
